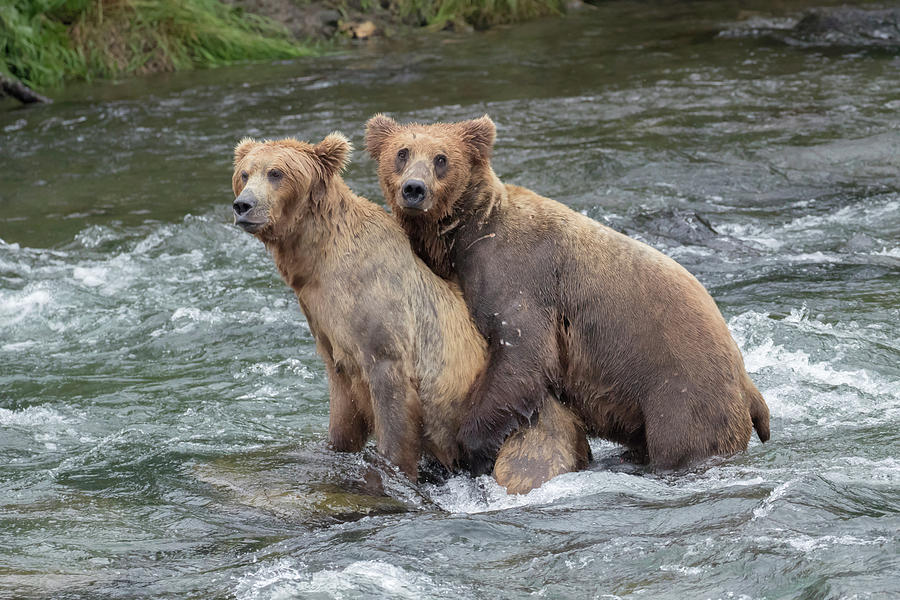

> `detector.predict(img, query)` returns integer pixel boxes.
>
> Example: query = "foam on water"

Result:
[731,309,898,394]
[0,406,85,454]
[169,306,226,330]
[235,559,463,600]
[0,406,72,428]
[782,198,900,234]
[784,534,890,553]
[716,222,785,251]
[423,446,780,519]
[235,358,317,380]
[875,246,900,258]
[718,195,900,252]
[785,251,838,264]
[424,471,602,514]
[743,338,886,396]
[658,564,704,576]
[752,480,794,521]
[0,288,52,323]
[0,216,281,352]
[424,461,695,515]
[71,265,108,288]
[73,224,124,249]
[728,308,899,433]
[836,457,900,483]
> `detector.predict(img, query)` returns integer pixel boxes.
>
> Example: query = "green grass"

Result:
[0,1,81,90]
[0,0,313,92]
[1,0,567,93]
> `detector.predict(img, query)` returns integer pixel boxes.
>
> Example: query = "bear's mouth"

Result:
[234,217,266,233]
[399,203,428,214]
[397,194,432,214]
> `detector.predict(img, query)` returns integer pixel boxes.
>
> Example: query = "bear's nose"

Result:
[401,179,427,206]
[233,190,257,217]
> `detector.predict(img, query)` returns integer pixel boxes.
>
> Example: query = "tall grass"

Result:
[0,1,82,90]
[2,0,567,93]
[0,0,312,91]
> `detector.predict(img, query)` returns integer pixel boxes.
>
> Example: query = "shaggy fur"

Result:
[366,115,770,475]
[230,135,589,491]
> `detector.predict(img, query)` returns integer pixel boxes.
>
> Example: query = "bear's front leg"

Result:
[365,358,423,481]
[324,357,372,453]
[457,324,558,476]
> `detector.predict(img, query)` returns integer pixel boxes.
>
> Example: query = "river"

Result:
[1,1,898,598]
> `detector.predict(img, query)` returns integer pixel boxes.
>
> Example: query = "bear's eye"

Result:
[240,171,249,183]
[268,169,283,180]
[397,148,409,161]
[434,155,447,168]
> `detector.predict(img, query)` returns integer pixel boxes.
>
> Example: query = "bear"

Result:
[365,114,771,475]
[230,134,590,494]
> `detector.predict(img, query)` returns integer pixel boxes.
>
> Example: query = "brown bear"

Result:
[230,134,589,493]
[365,114,771,475]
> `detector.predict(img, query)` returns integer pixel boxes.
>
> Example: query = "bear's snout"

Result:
[233,189,264,232]
[233,190,256,216]
[401,179,427,209]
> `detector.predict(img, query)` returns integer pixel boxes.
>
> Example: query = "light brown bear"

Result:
[230,135,589,493]
[365,114,771,475]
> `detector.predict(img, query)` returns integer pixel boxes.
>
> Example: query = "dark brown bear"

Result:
[365,114,770,475]
[231,135,589,493]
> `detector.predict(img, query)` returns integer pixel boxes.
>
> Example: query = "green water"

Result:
[1,1,898,598]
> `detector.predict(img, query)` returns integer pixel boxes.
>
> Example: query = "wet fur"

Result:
[366,115,771,474]
[231,135,588,491]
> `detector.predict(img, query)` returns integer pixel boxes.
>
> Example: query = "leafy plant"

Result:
[1,0,313,91]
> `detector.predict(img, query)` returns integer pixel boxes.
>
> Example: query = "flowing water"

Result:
[1,1,898,598]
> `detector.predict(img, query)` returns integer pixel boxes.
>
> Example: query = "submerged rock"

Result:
[193,444,418,524]
[846,232,877,253]
[622,207,760,259]
[720,7,900,50]
[789,7,900,48]
[628,207,719,246]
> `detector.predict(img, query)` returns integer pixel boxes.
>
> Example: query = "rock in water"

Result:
[789,7,900,48]
[193,444,413,524]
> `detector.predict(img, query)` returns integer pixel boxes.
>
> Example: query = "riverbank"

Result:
[0,0,569,101]
[0,1,312,97]
[5,1,897,104]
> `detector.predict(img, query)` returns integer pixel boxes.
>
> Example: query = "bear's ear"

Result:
[314,132,352,179]
[365,114,400,160]
[457,115,496,163]
[234,137,258,165]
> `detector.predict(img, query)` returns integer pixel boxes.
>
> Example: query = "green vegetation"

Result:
[399,0,566,30]
[1,0,569,95]
[0,0,312,92]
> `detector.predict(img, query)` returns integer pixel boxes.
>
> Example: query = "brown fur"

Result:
[493,399,591,495]
[230,135,589,492]
[365,114,771,475]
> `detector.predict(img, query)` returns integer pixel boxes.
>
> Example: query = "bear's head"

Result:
[231,134,351,241]
[365,114,496,221]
